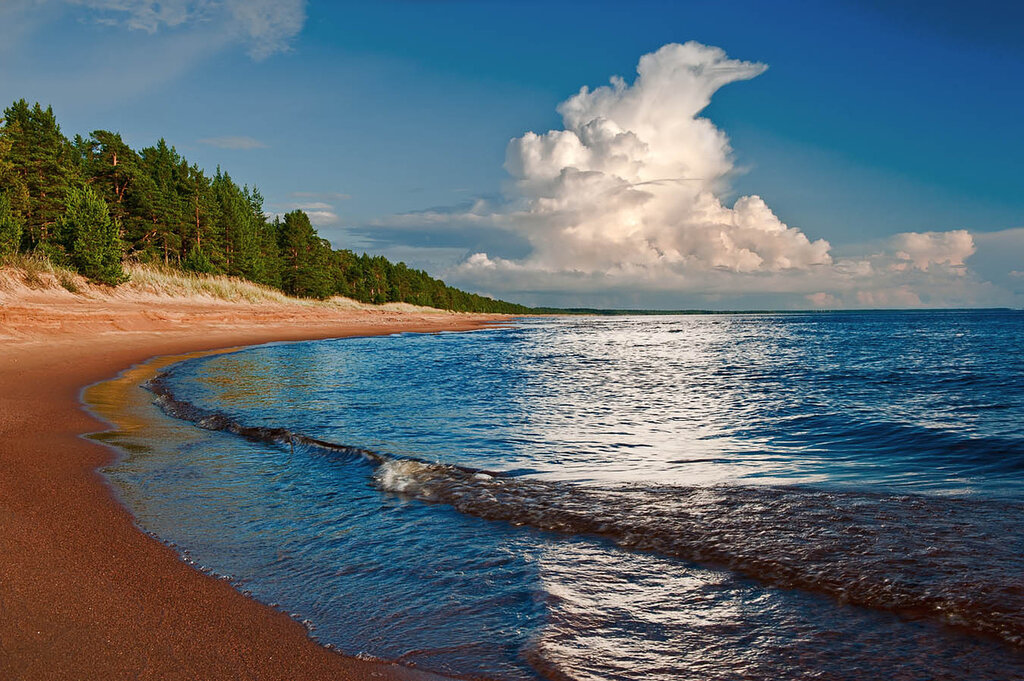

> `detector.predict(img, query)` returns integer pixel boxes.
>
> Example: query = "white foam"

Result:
[373,459,438,496]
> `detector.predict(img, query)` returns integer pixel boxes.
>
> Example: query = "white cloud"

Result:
[65,0,306,59]
[889,230,974,271]
[198,135,267,149]
[224,0,305,60]
[0,1,306,109]
[68,0,194,32]
[268,200,340,226]
[431,42,1011,309]
[452,43,832,284]
[303,211,338,225]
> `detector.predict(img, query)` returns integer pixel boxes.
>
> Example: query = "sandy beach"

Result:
[0,274,504,680]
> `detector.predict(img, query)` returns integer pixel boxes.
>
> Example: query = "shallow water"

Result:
[101,311,1024,679]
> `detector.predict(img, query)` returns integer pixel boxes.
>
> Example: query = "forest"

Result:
[0,99,530,314]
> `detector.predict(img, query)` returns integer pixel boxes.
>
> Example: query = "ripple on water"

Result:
[103,312,1024,680]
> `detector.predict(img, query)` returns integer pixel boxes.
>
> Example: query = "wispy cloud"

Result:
[0,0,308,111]
[266,198,343,227]
[274,192,353,226]
[224,0,306,60]
[290,191,351,201]
[198,135,268,150]
[65,0,307,60]
[301,210,339,226]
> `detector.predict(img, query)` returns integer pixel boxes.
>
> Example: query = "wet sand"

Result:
[0,285,504,680]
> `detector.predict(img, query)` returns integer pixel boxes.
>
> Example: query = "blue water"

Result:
[102,312,1024,680]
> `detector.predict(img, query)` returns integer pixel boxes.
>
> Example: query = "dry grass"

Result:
[124,264,312,305]
[0,252,86,291]
[125,264,448,312]
[57,270,81,293]
[0,256,446,314]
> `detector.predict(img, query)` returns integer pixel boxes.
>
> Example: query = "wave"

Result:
[732,411,1024,477]
[146,371,1024,650]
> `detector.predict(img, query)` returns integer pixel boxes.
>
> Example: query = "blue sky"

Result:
[1,0,1021,308]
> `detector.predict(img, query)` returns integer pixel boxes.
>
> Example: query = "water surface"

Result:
[101,312,1024,680]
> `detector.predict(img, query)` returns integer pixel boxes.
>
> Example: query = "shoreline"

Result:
[82,341,483,680]
[0,285,506,680]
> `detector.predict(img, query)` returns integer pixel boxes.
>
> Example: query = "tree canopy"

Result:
[0,99,530,313]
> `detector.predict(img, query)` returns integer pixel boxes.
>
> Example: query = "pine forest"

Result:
[0,100,530,314]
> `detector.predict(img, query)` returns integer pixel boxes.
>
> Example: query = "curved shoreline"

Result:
[0,296,506,680]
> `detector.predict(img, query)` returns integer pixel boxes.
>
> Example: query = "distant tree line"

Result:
[0,99,530,313]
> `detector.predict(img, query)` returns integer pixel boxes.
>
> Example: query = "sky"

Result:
[1,0,1022,309]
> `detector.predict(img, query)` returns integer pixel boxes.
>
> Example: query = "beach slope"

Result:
[0,271,502,680]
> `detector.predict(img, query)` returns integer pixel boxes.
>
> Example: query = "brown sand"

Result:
[0,279,506,680]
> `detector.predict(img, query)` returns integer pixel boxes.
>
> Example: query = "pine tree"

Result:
[244,185,280,286]
[0,131,29,234]
[1,100,78,247]
[81,130,144,240]
[212,169,264,279]
[0,193,22,258]
[139,139,186,265]
[277,210,331,298]
[0,99,531,312]
[58,186,126,284]
[180,163,222,271]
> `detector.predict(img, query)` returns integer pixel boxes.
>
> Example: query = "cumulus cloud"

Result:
[426,42,1003,308]
[66,0,305,59]
[798,230,993,308]
[198,135,267,149]
[450,43,834,286]
[472,42,831,278]
[889,230,974,271]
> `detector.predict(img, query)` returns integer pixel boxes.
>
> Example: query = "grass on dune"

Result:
[0,255,446,313]
[0,252,83,292]
[124,264,318,305]
[124,265,436,310]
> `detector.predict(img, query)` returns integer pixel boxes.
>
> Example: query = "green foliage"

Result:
[321,249,531,312]
[57,186,126,285]
[277,210,333,298]
[0,98,530,312]
[182,246,216,274]
[2,99,79,247]
[0,193,22,257]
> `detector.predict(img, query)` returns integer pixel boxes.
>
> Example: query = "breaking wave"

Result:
[146,370,1024,649]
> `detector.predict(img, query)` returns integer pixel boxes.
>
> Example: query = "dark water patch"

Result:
[147,367,1024,650]
[373,461,1024,650]
[148,371,506,478]
[738,412,1024,477]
